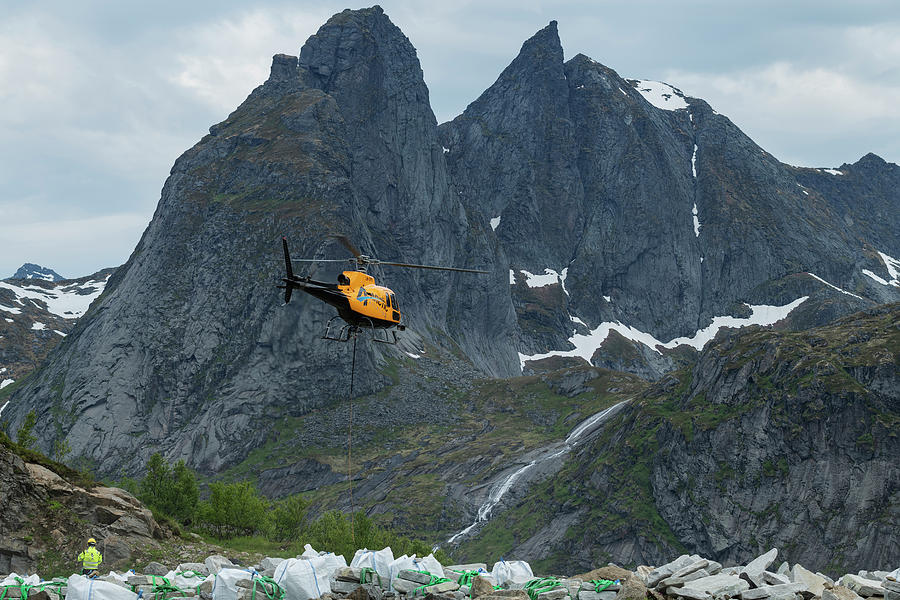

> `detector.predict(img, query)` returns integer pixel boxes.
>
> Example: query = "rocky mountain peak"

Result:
[267,53,300,83]
[849,151,892,172]
[8,264,64,282]
[299,5,423,98]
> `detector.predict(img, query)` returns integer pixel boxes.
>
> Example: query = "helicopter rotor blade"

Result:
[330,234,363,258]
[377,261,488,274]
[289,258,351,263]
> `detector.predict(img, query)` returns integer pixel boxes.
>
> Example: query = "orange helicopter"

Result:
[278,236,487,343]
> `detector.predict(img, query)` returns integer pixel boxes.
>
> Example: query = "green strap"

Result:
[524,578,564,600]
[410,571,453,597]
[359,567,382,586]
[454,571,480,587]
[589,580,617,593]
[250,576,284,600]
[12,577,33,600]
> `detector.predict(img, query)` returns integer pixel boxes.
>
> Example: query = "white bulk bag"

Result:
[211,569,255,600]
[66,575,138,600]
[316,553,348,578]
[3,575,40,587]
[491,560,534,586]
[164,570,207,591]
[387,555,414,591]
[349,548,394,582]
[300,544,319,559]
[410,555,444,579]
[274,557,331,600]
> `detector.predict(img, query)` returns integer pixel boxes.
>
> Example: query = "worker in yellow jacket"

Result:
[78,538,103,575]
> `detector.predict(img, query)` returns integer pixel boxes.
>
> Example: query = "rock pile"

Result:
[1,547,896,600]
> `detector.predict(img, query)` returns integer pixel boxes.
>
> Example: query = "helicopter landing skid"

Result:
[322,316,398,345]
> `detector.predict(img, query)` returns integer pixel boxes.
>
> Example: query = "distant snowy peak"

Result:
[629,79,689,111]
[9,263,64,282]
[0,273,110,319]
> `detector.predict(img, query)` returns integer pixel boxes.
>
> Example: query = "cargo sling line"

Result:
[347,332,358,545]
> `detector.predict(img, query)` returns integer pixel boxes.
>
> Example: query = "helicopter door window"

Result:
[389,293,398,310]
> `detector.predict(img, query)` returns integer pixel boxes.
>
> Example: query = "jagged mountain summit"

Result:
[3,3,898,544]
[440,21,898,377]
[8,263,64,282]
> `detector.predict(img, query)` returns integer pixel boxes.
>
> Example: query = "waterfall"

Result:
[444,400,627,545]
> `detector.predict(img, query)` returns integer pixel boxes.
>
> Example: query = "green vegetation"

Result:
[16,410,38,449]
[127,454,443,558]
[139,453,200,524]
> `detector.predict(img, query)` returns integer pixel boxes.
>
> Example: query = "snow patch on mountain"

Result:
[520,268,564,289]
[692,203,701,237]
[691,145,698,178]
[490,216,501,231]
[0,274,109,319]
[0,305,22,315]
[0,380,13,390]
[862,251,900,287]
[631,80,689,111]
[31,322,46,331]
[806,273,865,300]
[821,168,844,176]
[509,270,516,285]
[518,297,809,369]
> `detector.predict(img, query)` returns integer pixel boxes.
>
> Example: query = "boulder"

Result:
[349,584,383,600]
[824,587,865,600]
[398,571,434,585]
[840,576,884,598]
[679,574,750,599]
[615,576,647,600]
[661,569,710,589]
[204,555,234,576]
[882,582,900,594]
[646,555,698,588]
[536,589,567,600]
[764,573,792,587]
[741,571,767,589]
[743,551,779,577]
[332,581,363,595]
[145,562,169,576]
[792,565,827,596]
[471,576,495,598]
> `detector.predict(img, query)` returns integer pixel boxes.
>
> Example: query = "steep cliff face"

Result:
[457,304,899,574]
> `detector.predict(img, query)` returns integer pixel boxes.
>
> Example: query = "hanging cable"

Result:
[347,330,358,545]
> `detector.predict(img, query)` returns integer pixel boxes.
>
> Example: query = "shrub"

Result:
[197,481,270,538]
[138,453,199,523]
[16,410,37,449]
[269,494,309,542]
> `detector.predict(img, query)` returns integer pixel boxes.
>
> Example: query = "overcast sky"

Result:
[2,0,898,278]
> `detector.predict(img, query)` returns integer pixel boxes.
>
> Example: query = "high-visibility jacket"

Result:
[78,546,103,570]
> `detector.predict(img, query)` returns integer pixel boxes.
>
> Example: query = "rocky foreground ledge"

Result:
[1,547,897,600]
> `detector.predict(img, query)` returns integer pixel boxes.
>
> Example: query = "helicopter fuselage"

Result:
[283,270,402,329]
